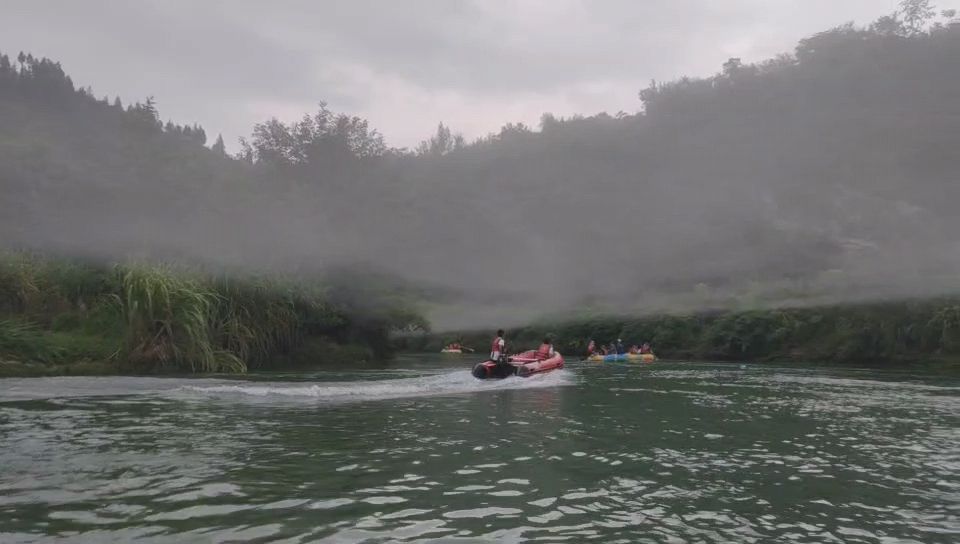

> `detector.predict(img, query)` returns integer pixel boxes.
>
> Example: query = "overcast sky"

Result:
[2,0,902,150]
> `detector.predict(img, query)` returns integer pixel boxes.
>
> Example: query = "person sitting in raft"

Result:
[490,329,506,363]
[640,342,652,354]
[586,339,596,357]
[629,344,640,354]
[535,337,556,360]
[599,344,609,355]
[616,339,625,355]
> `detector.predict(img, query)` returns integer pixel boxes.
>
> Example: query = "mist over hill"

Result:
[2,7,959,329]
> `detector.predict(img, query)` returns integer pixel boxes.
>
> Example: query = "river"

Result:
[1,357,958,543]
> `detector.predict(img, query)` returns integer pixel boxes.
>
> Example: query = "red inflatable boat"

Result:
[471,350,564,379]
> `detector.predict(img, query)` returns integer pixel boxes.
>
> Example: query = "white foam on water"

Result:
[176,369,573,405]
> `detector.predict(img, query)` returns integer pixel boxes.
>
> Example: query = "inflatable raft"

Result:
[629,353,656,363]
[471,350,564,379]
[587,353,656,363]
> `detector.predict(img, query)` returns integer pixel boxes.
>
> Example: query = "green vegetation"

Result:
[413,298,960,368]
[0,252,427,376]
[2,3,960,376]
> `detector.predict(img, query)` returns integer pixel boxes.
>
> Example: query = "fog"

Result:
[2,2,959,330]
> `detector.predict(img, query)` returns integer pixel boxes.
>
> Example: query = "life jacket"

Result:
[536,343,553,359]
[491,336,503,354]
[586,340,596,355]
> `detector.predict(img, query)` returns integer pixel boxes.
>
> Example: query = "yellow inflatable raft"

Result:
[628,353,656,363]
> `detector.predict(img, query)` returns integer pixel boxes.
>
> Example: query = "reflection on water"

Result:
[1,361,958,542]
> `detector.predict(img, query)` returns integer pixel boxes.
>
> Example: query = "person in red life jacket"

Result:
[490,329,506,363]
[586,339,596,357]
[536,337,555,360]
[640,342,652,354]
[629,344,640,354]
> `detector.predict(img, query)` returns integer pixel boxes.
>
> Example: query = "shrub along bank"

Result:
[407,299,960,368]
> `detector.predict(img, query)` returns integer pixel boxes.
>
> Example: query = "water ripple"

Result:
[0,362,957,542]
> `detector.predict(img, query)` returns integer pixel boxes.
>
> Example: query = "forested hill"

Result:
[2,9,960,321]
[0,53,249,264]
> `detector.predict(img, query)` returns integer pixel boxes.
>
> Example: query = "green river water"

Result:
[1,357,958,543]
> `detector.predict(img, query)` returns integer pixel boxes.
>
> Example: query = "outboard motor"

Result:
[472,362,490,379]
[472,360,517,380]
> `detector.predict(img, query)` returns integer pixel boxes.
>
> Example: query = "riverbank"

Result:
[0,252,425,377]
[404,297,960,370]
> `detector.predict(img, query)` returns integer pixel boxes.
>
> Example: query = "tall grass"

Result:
[0,252,116,319]
[209,276,315,369]
[117,264,244,373]
[0,251,425,373]
[0,252,49,315]
[0,319,62,362]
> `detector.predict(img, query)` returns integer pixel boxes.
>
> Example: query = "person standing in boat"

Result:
[616,339,625,355]
[490,329,506,363]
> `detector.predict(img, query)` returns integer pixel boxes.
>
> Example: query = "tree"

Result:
[192,123,207,146]
[871,14,905,36]
[245,102,386,166]
[237,137,254,162]
[145,96,158,118]
[540,113,562,132]
[639,79,661,113]
[212,134,226,155]
[416,122,463,156]
[899,0,937,34]
[722,57,743,77]
[249,118,295,165]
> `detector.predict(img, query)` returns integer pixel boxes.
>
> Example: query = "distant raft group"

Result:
[587,352,656,363]
[586,339,656,363]
[440,342,472,354]
[444,337,656,364]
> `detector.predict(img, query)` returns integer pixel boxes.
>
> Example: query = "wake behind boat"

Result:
[471,350,564,380]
